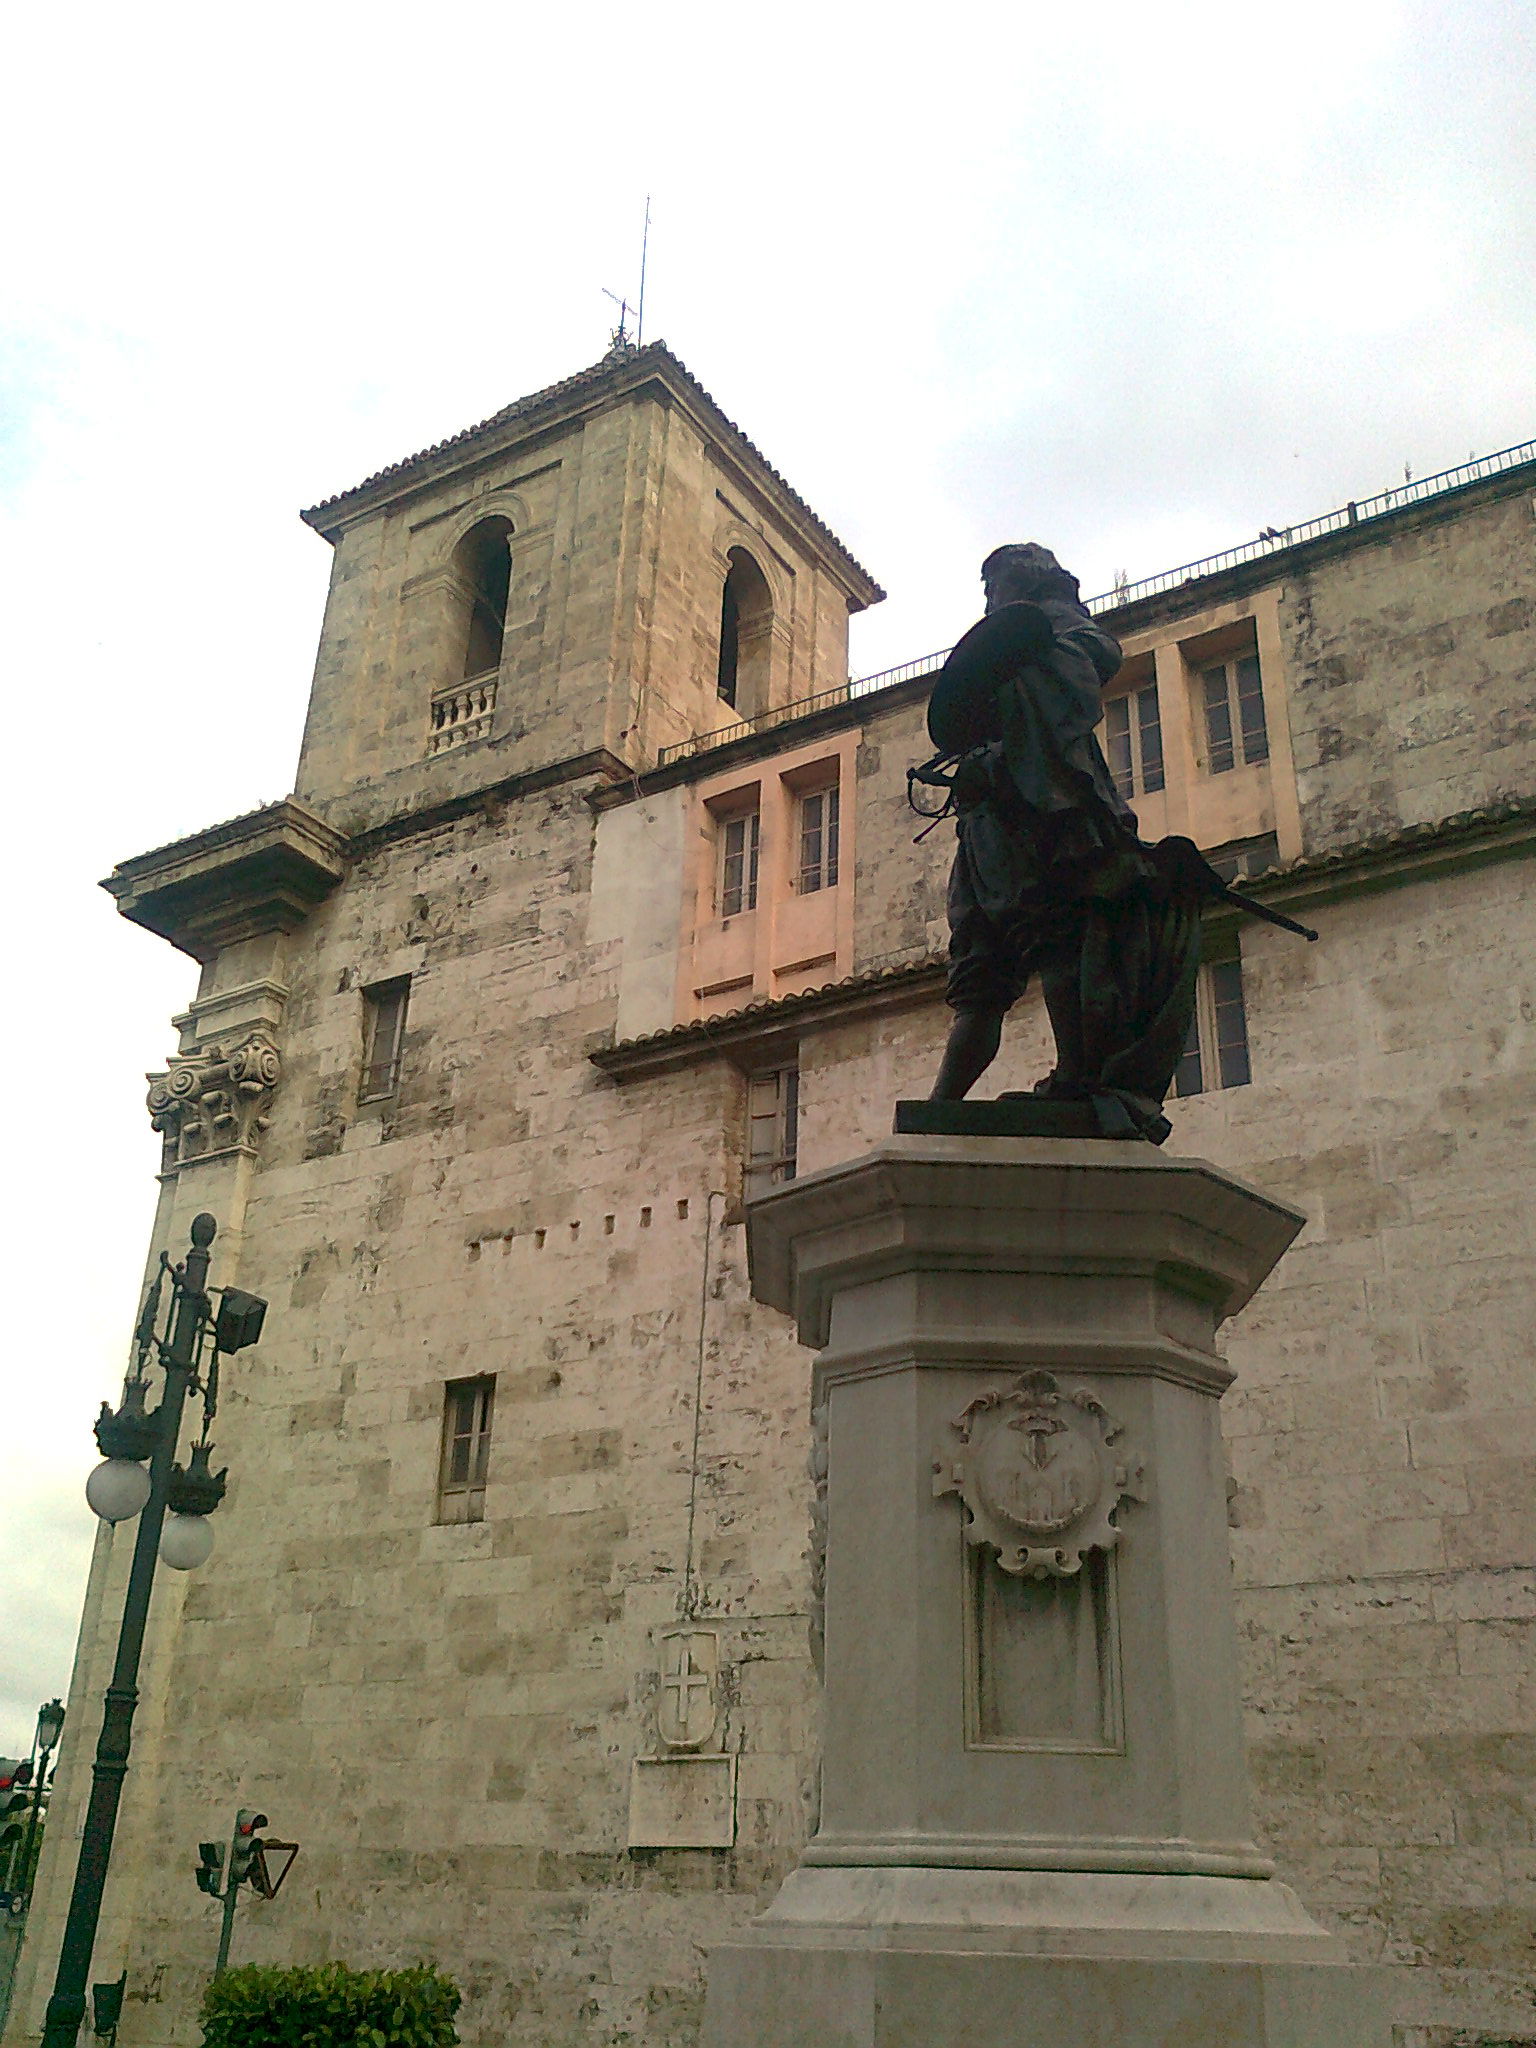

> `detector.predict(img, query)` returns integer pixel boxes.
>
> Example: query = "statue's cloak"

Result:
[927,599,1131,827]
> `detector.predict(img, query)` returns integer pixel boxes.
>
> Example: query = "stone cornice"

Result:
[343,748,631,858]
[102,799,350,963]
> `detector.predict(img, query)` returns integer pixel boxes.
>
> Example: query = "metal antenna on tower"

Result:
[602,197,653,355]
[637,195,651,346]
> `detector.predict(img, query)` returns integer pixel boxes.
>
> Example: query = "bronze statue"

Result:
[914,544,1313,1142]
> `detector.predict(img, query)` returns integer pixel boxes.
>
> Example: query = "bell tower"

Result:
[294,342,883,832]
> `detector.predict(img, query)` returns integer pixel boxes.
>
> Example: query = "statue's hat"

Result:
[926,602,1052,755]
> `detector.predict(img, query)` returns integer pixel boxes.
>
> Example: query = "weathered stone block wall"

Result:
[849,692,952,974]
[1283,489,1536,852]
[93,783,830,2048]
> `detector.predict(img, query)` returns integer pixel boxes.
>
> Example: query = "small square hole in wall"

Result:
[535,1228,547,1249]
[677,1198,690,1220]
[604,1215,615,1234]
[640,1207,652,1228]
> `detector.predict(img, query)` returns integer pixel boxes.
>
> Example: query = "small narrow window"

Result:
[360,979,410,1102]
[745,1065,799,1200]
[437,1375,494,1524]
[797,784,840,893]
[717,577,741,706]
[1201,653,1268,774]
[719,810,761,917]
[1173,956,1252,1098]
[1103,682,1164,799]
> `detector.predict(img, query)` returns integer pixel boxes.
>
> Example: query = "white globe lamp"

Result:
[85,1459,152,1525]
[159,1513,215,1571]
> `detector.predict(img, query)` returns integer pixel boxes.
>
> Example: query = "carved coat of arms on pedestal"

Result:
[934,1369,1146,1580]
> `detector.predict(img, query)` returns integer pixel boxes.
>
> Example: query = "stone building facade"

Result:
[9,346,1535,2048]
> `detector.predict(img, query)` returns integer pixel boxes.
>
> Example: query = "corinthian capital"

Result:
[147,1030,282,1171]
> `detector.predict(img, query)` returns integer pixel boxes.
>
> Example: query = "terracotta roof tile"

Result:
[302,342,883,598]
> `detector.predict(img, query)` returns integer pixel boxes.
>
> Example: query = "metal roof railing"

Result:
[653,437,1536,770]
[1082,437,1536,613]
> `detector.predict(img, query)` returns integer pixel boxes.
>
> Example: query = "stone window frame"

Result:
[359,977,411,1104]
[1173,949,1251,1098]
[1102,660,1165,801]
[744,1061,799,1200]
[794,780,840,895]
[437,1374,495,1525]
[1198,647,1269,776]
[717,804,762,918]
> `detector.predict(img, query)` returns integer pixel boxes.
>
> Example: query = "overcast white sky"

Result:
[2,0,1532,1758]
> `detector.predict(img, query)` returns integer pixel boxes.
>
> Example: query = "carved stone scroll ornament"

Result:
[146,1032,282,1170]
[934,1369,1146,1580]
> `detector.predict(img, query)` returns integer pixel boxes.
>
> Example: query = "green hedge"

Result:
[201,1962,460,2047]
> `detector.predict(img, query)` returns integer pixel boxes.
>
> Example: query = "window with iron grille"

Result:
[360,979,410,1103]
[1103,682,1165,799]
[1200,653,1269,774]
[1173,957,1252,1098]
[797,784,840,893]
[719,809,761,917]
[745,1064,798,1201]
[437,1376,495,1524]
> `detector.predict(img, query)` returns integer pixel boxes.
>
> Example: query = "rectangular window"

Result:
[719,810,760,917]
[437,1375,494,1524]
[745,1064,799,1200]
[360,978,410,1102]
[1173,957,1252,1098]
[1103,682,1165,799]
[1201,653,1268,774]
[797,784,840,893]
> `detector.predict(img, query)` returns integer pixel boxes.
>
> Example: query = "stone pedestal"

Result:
[701,1136,1388,2047]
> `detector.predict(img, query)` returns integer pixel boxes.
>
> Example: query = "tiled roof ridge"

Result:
[599,953,948,1058]
[1247,792,1536,884]
[301,342,882,595]
[598,793,1536,1058]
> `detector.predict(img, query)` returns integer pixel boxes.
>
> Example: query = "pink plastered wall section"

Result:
[676,730,860,1024]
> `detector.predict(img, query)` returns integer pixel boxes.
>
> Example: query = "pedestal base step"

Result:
[701,1869,1391,2047]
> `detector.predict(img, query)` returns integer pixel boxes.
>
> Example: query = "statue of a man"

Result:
[924,543,1203,1141]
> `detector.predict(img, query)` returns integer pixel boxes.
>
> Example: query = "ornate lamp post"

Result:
[13,1700,65,1907]
[41,1215,267,2048]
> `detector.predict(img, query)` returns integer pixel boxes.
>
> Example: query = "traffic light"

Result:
[228,1810,267,1889]
[195,1841,225,1897]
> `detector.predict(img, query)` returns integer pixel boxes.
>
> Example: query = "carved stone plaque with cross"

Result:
[627,1627,735,1850]
[656,1627,721,1752]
